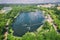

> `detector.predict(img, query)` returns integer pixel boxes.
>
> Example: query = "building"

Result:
[37,4,56,8]
[58,4,60,6]
[0,7,12,14]
[57,4,60,10]
[57,7,60,10]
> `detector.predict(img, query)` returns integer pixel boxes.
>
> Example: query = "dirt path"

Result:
[46,14,57,32]
[4,32,8,40]
[3,19,10,40]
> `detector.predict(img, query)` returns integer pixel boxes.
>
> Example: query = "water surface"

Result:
[12,11,45,36]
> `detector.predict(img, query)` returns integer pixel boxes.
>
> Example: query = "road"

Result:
[3,19,10,40]
[45,14,57,32]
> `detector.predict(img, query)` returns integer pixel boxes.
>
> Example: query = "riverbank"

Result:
[0,5,60,40]
[3,10,20,40]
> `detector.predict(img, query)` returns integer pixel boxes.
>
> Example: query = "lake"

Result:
[12,10,45,36]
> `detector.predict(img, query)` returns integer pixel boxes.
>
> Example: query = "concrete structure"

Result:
[57,4,60,10]
[0,7,12,14]
[37,4,55,8]
[58,4,60,6]
[57,7,60,10]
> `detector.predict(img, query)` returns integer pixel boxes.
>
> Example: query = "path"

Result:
[3,19,10,40]
[45,14,57,32]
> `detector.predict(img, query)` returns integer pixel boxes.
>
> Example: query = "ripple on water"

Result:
[12,11,45,36]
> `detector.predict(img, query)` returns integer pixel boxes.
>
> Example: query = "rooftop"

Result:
[0,7,12,14]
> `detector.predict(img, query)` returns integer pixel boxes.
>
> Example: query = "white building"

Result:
[37,4,55,8]
[57,6,60,10]
[58,4,60,6]
[0,7,12,14]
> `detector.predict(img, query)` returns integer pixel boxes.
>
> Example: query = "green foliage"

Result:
[7,21,60,40]
[22,32,36,40]
[42,21,52,30]
[0,5,60,40]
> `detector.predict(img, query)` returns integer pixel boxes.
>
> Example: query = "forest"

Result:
[0,5,60,40]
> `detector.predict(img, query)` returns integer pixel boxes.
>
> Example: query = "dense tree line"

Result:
[7,21,60,40]
[0,5,60,40]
